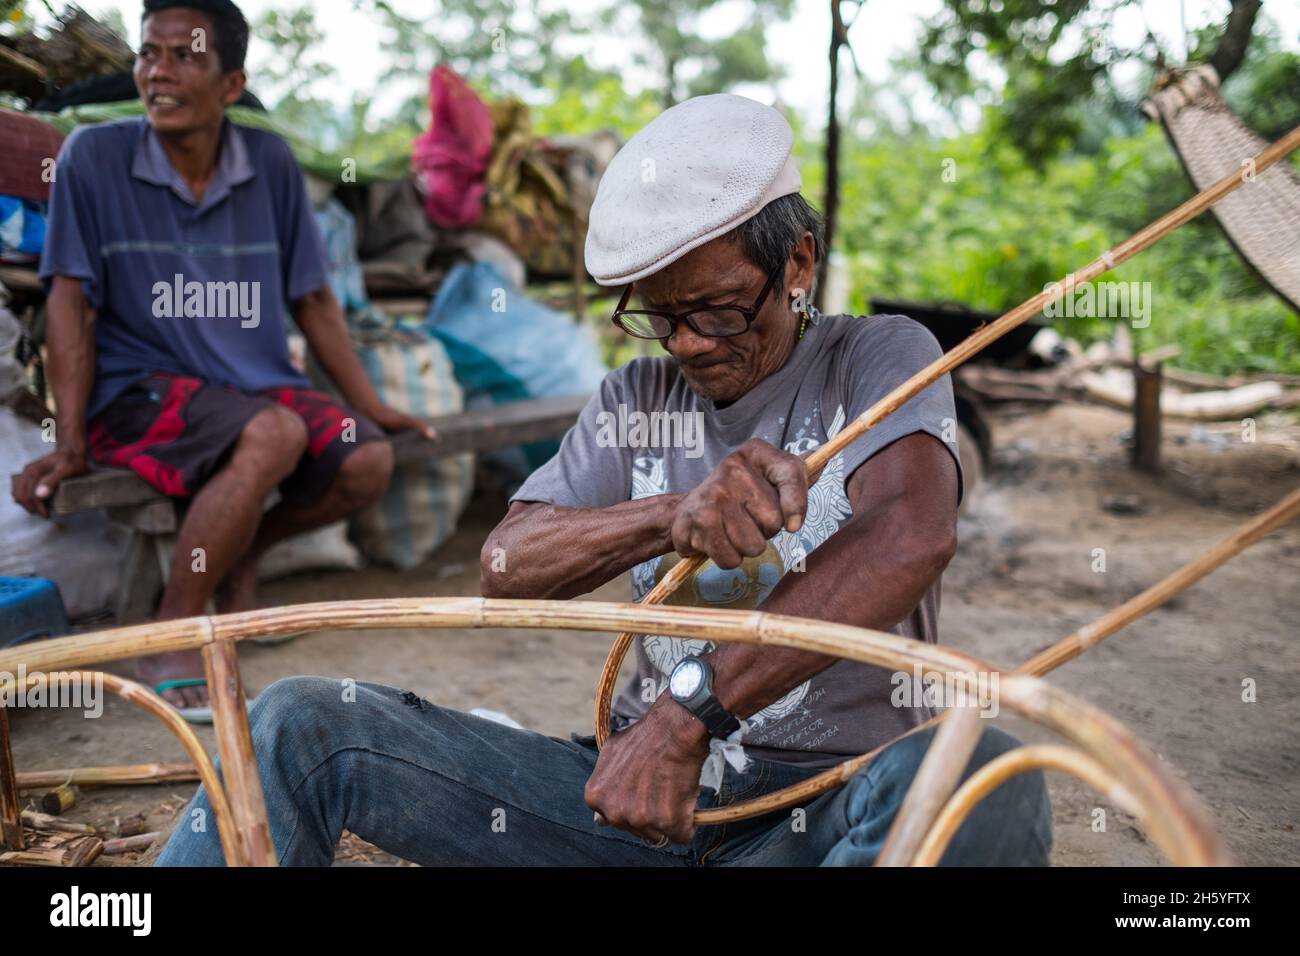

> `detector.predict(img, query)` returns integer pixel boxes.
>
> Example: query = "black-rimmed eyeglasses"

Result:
[610,269,780,341]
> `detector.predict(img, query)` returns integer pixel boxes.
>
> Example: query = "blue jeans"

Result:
[157,677,1052,866]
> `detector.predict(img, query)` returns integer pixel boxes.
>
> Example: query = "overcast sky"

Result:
[76,0,1300,132]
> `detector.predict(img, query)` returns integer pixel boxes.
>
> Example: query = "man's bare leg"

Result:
[213,440,395,614]
[136,406,309,710]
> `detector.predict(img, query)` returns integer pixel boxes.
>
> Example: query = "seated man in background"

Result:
[11,0,430,721]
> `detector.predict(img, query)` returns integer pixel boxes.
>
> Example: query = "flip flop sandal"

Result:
[153,678,258,724]
[153,678,214,724]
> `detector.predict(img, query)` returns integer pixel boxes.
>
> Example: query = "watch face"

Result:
[670,658,705,700]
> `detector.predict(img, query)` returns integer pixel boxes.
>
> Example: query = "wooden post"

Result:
[202,639,276,866]
[816,0,847,310]
[0,706,24,851]
[1132,359,1163,473]
[572,211,587,324]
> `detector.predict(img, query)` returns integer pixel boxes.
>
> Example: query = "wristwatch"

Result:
[668,656,742,740]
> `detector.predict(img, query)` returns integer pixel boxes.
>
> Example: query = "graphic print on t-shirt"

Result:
[628,402,854,736]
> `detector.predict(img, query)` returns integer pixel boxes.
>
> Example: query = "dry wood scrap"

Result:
[21,808,94,834]
[959,361,1300,420]
[1079,367,1287,420]
[15,762,199,791]
[114,813,147,837]
[1164,367,1300,390]
[102,832,159,856]
[0,829,102,866]
[39,784,76,815]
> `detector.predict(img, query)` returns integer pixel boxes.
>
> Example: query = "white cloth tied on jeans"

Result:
[699,719,752,793]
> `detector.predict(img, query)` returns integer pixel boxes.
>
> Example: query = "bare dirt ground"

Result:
[6,402,1298,866]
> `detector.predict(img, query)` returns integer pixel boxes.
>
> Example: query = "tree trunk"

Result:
[817,0,845,309]
[664,57,678,108]
[1209,0,1261,81]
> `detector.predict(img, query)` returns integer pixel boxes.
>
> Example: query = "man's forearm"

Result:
[295,289,384,414]
[701,503,954,729]
[482,494,686,600]
[45,279,96,453]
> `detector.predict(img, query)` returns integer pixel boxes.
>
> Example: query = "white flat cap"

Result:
[584,93,802,286]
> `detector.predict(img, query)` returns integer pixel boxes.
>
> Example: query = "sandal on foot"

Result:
[153,678,214,724]
[152,678,257,724]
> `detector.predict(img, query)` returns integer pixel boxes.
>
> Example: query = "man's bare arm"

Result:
[294,287,433,437]
[480,495,684,600]
[692,432,959,737]
[12,276,95,516]
[480,438,810,600]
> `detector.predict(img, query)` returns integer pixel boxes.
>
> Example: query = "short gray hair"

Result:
[727,193,825,294]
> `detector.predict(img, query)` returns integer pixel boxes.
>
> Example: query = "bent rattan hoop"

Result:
[10,670,241,864]
[913,744,1136,866]
[0,599,1232,865]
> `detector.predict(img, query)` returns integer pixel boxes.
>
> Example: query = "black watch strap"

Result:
[693,695,742,740]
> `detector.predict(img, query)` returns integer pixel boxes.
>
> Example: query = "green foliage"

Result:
[919,0,1131,165]
[818,117,1298,374]
[915,0,1299,169]
[361,0,591,104]
[1,0,31,33]
[1218,26,1300,141]
[627,0,792,104]
[531,72,662,138]
[250,5,336,134]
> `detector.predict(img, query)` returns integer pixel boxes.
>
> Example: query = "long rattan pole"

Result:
[912,744,1136,867]
[594,123,1300,747]
[693,482,1300,824]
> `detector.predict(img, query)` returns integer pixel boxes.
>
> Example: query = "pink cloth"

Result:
[412,66,494,228]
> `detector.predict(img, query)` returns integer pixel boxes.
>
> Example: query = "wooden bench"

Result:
[21,394,589,624]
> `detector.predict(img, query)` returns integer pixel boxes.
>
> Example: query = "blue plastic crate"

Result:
[0,577,70,649]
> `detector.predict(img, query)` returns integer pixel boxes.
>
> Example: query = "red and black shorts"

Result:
[88,372,386,505]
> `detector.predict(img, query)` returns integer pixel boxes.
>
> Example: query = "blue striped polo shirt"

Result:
[39,116,325,418]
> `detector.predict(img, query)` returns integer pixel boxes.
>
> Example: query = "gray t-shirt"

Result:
[511,310,962,769]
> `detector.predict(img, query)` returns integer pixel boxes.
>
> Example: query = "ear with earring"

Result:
[792,291,810,340]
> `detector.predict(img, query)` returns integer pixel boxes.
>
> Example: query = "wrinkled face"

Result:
[632,232,816,403]
[134,8,244,135]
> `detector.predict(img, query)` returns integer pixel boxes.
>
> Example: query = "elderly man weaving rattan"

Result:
[159,94,1052,866]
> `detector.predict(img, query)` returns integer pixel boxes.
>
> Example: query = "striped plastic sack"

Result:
[339,330,475,569]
